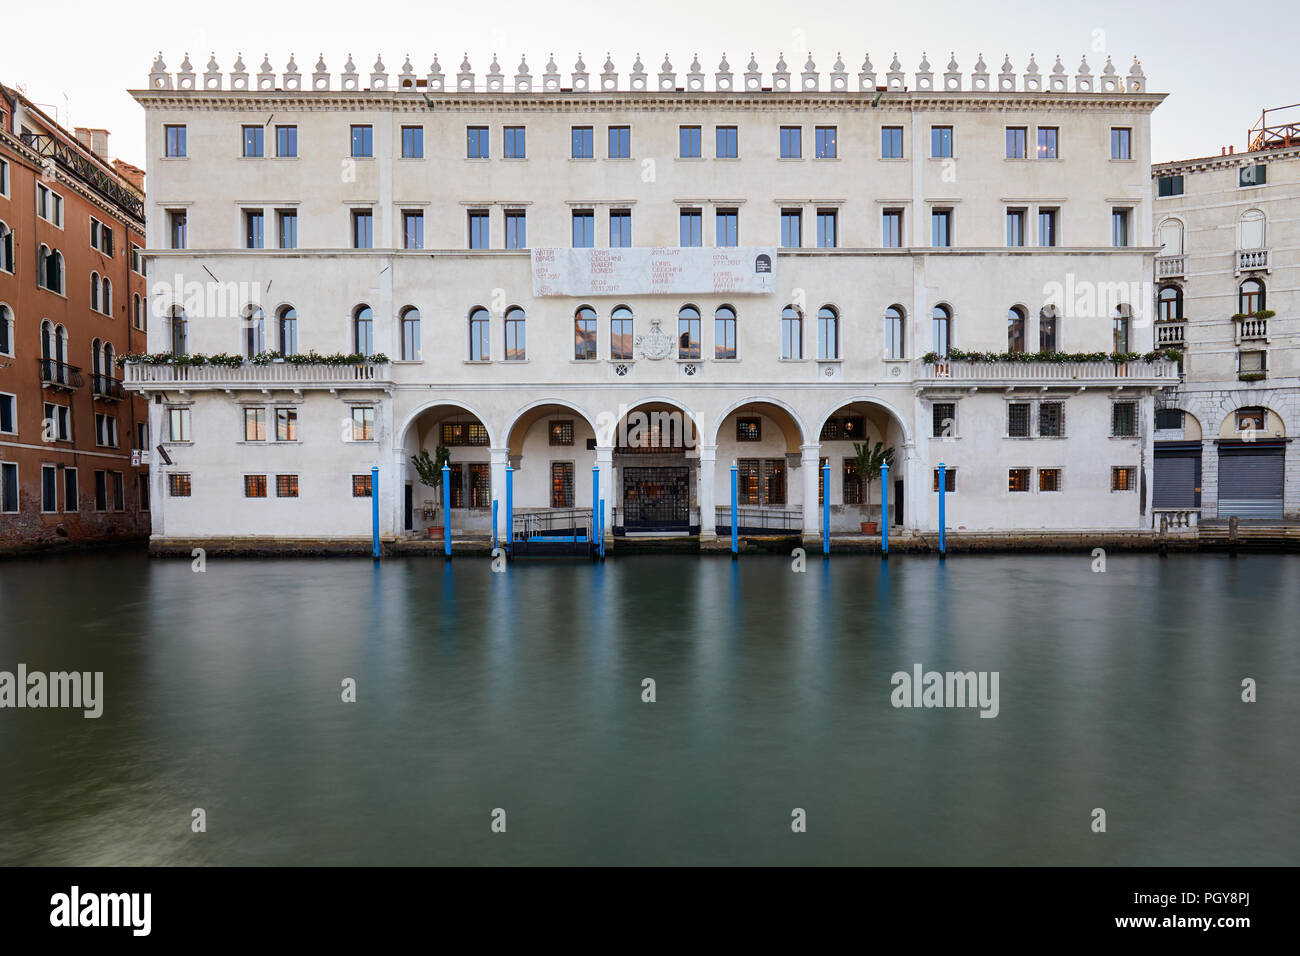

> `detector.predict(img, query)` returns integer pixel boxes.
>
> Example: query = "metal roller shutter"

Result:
[1153,449,1199,508]
[1217,444,1284,519]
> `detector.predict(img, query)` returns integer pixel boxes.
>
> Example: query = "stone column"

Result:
[596,444,614,543]
[801,442,822,539]
[901,440,920,531]
[698,443,717,538]
[489,446,509,522]
[1200,438,1218,519]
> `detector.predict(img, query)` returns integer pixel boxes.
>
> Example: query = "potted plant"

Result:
[411,444,452,537]
[852,438,896,535]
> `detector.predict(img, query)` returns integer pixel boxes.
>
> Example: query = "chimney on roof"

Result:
[112,159,145,193]
[74,126,110,157]
[1229,144,1235,155]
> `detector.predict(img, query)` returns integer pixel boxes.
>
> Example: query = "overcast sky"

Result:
[3,0,1293,169]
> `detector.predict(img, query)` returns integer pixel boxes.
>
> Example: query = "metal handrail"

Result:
[37,358,84,389]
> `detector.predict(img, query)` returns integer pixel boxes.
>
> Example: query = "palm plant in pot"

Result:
[852,439,895,535]
[411,444,452,537]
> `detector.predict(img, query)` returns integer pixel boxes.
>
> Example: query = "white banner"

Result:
[532,247,777,297]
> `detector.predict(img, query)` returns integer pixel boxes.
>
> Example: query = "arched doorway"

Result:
[504,401,602,543]
[712,399,807,534]
[609,400,703,534]
[815,400,910,532]
[1216,406,1285,519]
[400,402,495,537]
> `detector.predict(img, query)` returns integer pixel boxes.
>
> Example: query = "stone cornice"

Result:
[1153,143,1300,176]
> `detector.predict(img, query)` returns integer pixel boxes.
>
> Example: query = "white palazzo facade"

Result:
[128,51,1175,546]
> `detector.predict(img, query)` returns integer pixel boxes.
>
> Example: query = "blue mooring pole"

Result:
[505,465,513,556]
[592,464,599,551]
[371,465,379,559]
[938,462,947,559]
[441,463,451,560]
[822,461,830,555]
[880,461,889,557]
[730,462,738,558]
[598,497,605,559]
[492,499,498,552]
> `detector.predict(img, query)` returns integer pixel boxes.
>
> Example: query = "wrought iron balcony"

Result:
[1154,321,1187,347]
[91,373,126,401]
[38,359,84,391]
[1155,254,1185,279]
[123,360,391,391]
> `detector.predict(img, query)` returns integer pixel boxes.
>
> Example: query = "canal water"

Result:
[1,551,1296,866]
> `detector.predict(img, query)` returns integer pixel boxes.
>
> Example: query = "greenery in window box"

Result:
[1229,309,1275,321]
[411,445,453,508]
[1238,371,1267,382]
[921,348,1183,364]
[118,350,390,368]
[852,439,895,534]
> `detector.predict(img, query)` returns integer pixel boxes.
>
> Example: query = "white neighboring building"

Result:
[1151,109,1299,522]
[128,50,1175,549]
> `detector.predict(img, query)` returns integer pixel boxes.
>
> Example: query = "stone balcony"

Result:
[919,358,1180,388]
[1155,254,1185,279]
[123,360,392,392]
[1154,320,1186,347]
[1236,248,1270,274]
[1233,316,1269,344]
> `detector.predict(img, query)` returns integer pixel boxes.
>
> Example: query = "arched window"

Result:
[353,305,374,356]
[1112,305,1131,353]
[103,342,114,376]
[37,244,50,288]
[1239,278,1265,314]
[0,304,12,356]
[1157,218,1184,255]
[1039,305,1059,352]
[781,305,802,359]
[884,305,905,359]
[677,305,700,359]
[169,307,188,356]
[400,307,421,361]
[0,220,13,273]
[44,250,64,294]
[468,307,489,361]
[55,324,68,364]
[1158,286,1183,321]
[102,277,112,315]
[818,305,839,360]
[133,293,144,330]
[504,306,525,361]
[277,306,297,355]
[90,273,101,312]
[41,319,54,360]
[610,306,633,361]
[574,305,597,360]
[1238,209,1266,250]
[1006,306,1026,353]
[243,306,265,356]
[714,305,736,360]
[92,338,104,374]
[931,304,951,357]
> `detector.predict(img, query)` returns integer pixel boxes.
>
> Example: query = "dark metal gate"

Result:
[622,466,690,531]
[1218,442,1284,519]
[1153,443,1201,508]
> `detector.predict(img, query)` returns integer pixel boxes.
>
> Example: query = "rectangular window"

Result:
[467,463,490,509]
[94,470,108,511]
[931,125,953,158]
[111,472,124,511]
[715,125,738,158]
[572,210,595,248]
[43,403,70,442]
[570,126,593,159]
[1239,350,1266,375]
[168,473,192,497]
[440,422,489,446]
[780,209,802,249]
[815,126,837,158]
[1007,403,1031,438]
[1110,127,1132,160]
[352,474,372,498]
[243,407,266,442]
[94,413,118,448]
[931,208,952,247]
[715,209,739,247]
[1111,466,1136,492]
[63,467,78,512]
[882,209,903,248]
[932,403,955,439]
[164,124,187,157]
[244,475,268,498]
[1112,207,1131,247]
[550,462,575,508]
[1008,468,1030,493]
[277,210,298,249]
[131,243,144,275]
[0,394,13,433]
[241,125,264,157]
[35,184,63,226]
[1038,402,1064,438]
[244,209,265,249]
[1038,208,1058,247]
[608,125,630,158]
[1006,208,1026,247]
[275,407,298,442]
[817,209,838,249]
[1006,126,1027,159]
[1157,175,1184,198]
[168,407,191,442]
[169,210,187,249]
[736,418,761,442]
[0,157,6,197]
[1038,468,1062,492]
[350,125,373,158]
[780,126,802,159]
[276,124,298,158]
[351,406,375,441]
[1239,165,1267,187]
[1155,409,1184,431]
[401,211,424,250]
[679,126,701,158]
[609,210,632,248]
[0,462,16,512]
[351,210,373,249]
[881,126,904,158]
[680,209,702,247]
[736,459,761,505]
[505,210,527,249]
[1111,401,1138,437]
[276,475,299,498]
[932,468,957,493]
[401,125,424,159]
[468,210,489,249]
[504,126,526,159]
[1037,127,1058,159]
[842,460,864,505]
[42,464,57,512]
[549,420,574,446]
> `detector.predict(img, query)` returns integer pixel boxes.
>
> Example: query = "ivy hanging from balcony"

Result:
[921,348,1184,365]
[117,350,389,369]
